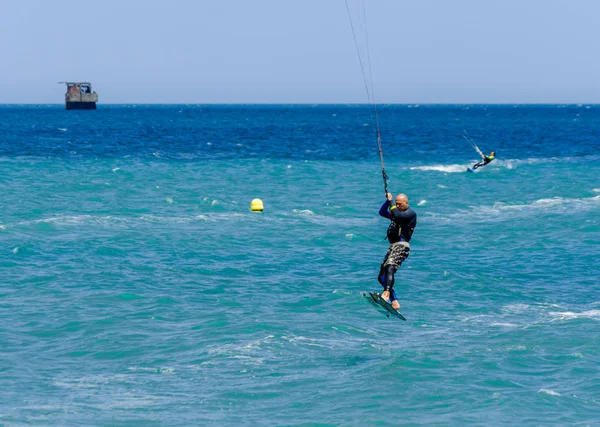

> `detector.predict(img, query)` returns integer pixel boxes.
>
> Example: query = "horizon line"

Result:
[1,102,599,106]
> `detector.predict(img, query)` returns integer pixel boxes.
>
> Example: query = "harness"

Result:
[386,217,406,243]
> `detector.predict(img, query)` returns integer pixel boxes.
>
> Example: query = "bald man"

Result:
[377,192,417,310]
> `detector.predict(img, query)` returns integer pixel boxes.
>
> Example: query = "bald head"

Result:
[395,194,409,211]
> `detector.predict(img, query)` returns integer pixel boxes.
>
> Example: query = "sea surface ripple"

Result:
[1,105,599,425]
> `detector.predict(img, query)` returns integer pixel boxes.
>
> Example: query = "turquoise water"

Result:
[1,105,599,425]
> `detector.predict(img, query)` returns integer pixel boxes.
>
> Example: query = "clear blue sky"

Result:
[1,0,598,103]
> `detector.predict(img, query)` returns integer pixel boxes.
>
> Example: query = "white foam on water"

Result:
[241,335,275,350]
[506,345,527,351]
[538,389,561,396]
[139,215,192,224]
[127,367,158,372]
[550,310,600,321]
[282,334,329,348]
[96,394,168,410]
[409,155,599,175]
[112,167,120,172]
[208,335,275,362]
[410,164,468,173]
[293,209,315,216]
[430,195,600,224]
[491,322,519,328]
[418,200,427,206]
[500,155,600,167]
[53,373,119,390]
[127,367,174,374]
[24,215,122,227]
[54,380,97,390]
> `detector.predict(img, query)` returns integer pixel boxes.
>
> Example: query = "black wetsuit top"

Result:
[379,200,417,243]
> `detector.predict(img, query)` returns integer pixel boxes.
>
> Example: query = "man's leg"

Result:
[381,264,396,302]
[390,289,400,310]
[383,243,409,309]
[378,247,392,289]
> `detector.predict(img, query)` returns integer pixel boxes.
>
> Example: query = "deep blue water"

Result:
[1,105,599,425]
[2,104,597,161]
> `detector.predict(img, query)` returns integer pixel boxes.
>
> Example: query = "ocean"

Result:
[1,105,599,425]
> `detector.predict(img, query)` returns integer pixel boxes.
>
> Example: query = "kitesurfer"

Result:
[472,151,496,170]
[378,193,417,310]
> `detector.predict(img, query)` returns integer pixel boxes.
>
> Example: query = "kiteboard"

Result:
[466,167,474,173]
[362,292,406,321]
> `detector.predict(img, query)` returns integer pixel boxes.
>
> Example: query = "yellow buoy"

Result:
[250,198,264,212]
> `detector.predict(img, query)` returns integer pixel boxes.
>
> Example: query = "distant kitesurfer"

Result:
[472,151,496,170]
[378,193,417,310]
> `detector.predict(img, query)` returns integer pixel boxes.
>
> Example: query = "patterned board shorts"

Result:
[382,241,410,268]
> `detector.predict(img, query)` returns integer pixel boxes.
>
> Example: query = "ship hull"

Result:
[66,102,97,110]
